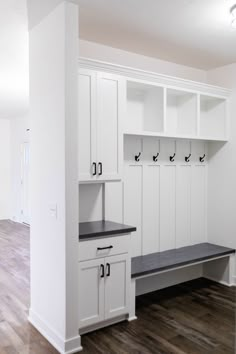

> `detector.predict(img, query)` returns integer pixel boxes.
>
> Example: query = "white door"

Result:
[79,259,105,328]
[21,142,30,225]
[78,69,97,182]
[96,72,124,181]
[105,254,130,320]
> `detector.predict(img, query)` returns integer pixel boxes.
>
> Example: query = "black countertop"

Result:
[132,243,235,278]
[79,220,136,241]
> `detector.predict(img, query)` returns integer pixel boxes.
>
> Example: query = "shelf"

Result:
[166,89,197,136]
[126,81,164,133]
[123,130,228,142]
[200,95,227,140]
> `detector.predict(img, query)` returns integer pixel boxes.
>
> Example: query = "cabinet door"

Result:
[78,69,97,182]
[96,72,124,181]
[79,259,105,328]
[104,254,130,320]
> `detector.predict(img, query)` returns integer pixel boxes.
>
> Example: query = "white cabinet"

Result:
[78,69,124,182]
[104,254,130,320]
[78,237,131,331]
[79,259,105,328]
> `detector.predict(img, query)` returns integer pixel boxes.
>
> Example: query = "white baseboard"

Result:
[28,309,82,354]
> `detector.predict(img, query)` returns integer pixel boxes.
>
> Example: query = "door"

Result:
[96,72,124,181]
[105,254,130,320]
[79,259,105,328]
[21,142,30,225]
[78,69,97,182]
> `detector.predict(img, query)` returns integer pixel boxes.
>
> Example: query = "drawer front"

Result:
[79,235,130,261]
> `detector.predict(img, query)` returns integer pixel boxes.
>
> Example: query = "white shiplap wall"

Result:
[105,136,207,257]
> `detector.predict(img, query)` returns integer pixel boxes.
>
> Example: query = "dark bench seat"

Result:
[131,243,235,279]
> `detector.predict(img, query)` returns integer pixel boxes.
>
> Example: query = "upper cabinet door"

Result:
[96,72,124,181]
[78,69,97,182]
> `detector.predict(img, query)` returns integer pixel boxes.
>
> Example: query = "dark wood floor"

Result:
[0,220,235,354]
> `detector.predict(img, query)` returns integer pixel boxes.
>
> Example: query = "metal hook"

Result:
[185,153,191,163]
[199,154,206,163]
[153,152,159,162]
[135,152,141,162]
[169,153,176,162]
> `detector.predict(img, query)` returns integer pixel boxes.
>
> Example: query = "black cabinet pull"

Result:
[98,162,103,175]
[106,263,110,277]
[97,245,113,251]
[92,162,96,176]
[100,264,104,278]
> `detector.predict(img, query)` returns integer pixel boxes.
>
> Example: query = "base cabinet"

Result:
[79,252,130,330]
[79,259,105,328]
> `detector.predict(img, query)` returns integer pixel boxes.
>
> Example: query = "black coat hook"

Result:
[153,152,159,162]
[135,152,141,162]
[169,153,176,162]
[199,154,206,163]
[185,153,191,163]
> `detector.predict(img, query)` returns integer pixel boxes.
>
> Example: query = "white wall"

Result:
[0,119,11,220]
[10,115,30,222]
[80,39,207,82]
[29,2,81,353]
[206,65,236,258]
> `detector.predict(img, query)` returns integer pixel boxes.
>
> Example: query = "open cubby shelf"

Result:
[126,81,164,133]
[125,80,228,142]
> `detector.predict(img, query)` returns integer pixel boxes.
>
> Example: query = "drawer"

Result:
[79,234,130,261]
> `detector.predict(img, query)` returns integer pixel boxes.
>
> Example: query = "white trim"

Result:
[79,314,127,335]
[79,58,231,98]
[28,309,82,354]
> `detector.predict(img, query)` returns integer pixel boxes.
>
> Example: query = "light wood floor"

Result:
[0,220,235,354]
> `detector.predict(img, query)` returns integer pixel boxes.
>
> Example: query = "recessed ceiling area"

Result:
[79,0,236,70]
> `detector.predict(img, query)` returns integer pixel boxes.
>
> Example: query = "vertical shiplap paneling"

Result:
[176,165,191,247]
[123,165,143,257]
[191,165,206,244]
[160,165,176,251]
[142,165,160,255]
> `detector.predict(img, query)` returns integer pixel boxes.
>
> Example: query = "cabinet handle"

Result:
[98,162,102,176]
[106,263,110,277]
[100,264,105,278]
[92,162,96,176]
[97,245,113,251]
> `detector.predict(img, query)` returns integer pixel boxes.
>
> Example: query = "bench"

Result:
[129,243,235,321]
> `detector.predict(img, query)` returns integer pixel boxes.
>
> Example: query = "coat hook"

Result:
[199,154,206,163]
[185,153,191,163]
[153,152,159,162]
[169,153,176,162]
[135,152,141,162]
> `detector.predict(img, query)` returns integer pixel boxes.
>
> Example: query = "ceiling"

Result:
[0,0,28,119]
[79,0,236,70]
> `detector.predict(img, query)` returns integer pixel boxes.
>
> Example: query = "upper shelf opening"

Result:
[126,81,164,134]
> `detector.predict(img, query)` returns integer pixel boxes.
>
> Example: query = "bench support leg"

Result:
[203,254,235,287]
[229,254,235,286]
[128,278,137,321]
